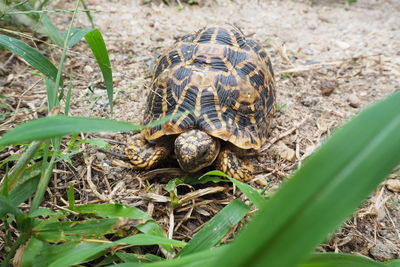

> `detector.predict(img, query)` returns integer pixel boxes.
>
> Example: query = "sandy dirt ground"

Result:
[1,0,400,261]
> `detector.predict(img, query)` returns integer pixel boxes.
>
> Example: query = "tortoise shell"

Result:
[142,25,276,150]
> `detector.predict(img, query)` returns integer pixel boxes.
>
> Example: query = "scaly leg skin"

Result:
[125,134,171,170]
[215,147,253,181]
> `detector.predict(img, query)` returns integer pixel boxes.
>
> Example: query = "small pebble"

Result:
[386,179,400,192]
[348,94,360,108]
[369,240,398,261]
[83,65,94,74]
[96,152,106,161]
[320,80,336,96]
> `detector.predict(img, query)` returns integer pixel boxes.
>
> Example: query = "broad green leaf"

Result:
[48,234,186,267]
[145,245,228,267]
[44,78,57,110]
[1,168,40,209]
[298,253,384,267]
[22,238,102,267]
[33,218,117,242]
[384,260,400,267]
[0,195,24,216]
[73,203,170,251]
[178,199,249,257]
[0,34,59,82]
[84,29,113,112]
[216,91,400,267]
[199,170,265,208]
[29,208,56,217]
[0,116,140,146]
[72,203,152,220]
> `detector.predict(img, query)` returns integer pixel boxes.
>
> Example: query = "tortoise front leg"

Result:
[125,134,171,170]
[215,147,253,181]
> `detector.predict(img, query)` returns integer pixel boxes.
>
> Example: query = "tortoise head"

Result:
[174,130,220,173]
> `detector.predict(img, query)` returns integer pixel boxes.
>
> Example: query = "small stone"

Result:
[348,94,360,108]
[96,152,106,161]
[320,80,336,96]
[300,97,318,107]
[334,40,350,50]
[369,240,398,261]
[83,65,94,74]
[386,179,400,192]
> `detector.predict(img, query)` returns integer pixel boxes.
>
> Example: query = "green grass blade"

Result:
[0,34,59,82]
[73,203,171,252]
[199,170,266,208]
[48,234,186,267]
[145,246,228,267]
[66,28,93,48]
[84,29,113,112]
[384,260,400,267]
[0,112,184,146]
[178,199,249,257]
[81,0,95,28]
[216,91,400,267]
[299,253,384,267]
[0,195,24,217]
[52,0,80,105]
[22,238,101,267]
[33,218,117,242]
[0,116,141,146]
[2,141,43,190]
[41,15,64,47]
[72,203,153,220]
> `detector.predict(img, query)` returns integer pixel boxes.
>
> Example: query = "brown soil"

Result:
[1,0,399,262]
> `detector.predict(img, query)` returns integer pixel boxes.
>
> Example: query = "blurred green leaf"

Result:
[22,238,103,267]
[178,199,249,257]
[72,203,152,220]
[217,91,400,266]
[84,29,113,112]
[0,34,60,83]
[48,234,186,267]
[146,245,228,267]
[384,259,400,266]
[298,253,384,267]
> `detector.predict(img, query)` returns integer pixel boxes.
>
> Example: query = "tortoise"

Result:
[125,24,276,181]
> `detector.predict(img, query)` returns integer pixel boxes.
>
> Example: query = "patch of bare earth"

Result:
[1,0,399,261]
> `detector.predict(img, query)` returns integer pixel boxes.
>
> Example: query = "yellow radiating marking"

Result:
[229,28,238,48]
